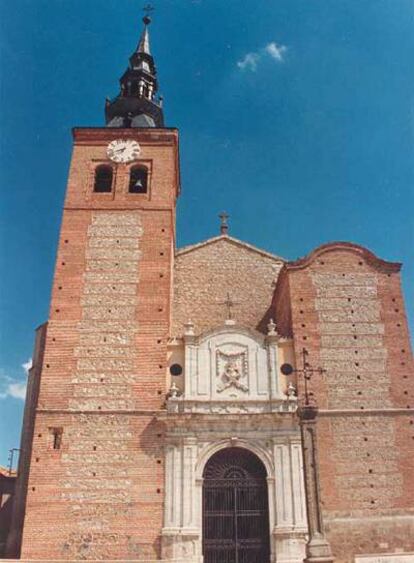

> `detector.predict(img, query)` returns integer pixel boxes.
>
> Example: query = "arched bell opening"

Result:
[93,164,113,193]
[129,166,148,194]
[202,447,270,563]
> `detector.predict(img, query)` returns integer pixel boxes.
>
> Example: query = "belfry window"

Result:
[94,165,113,193]
[129,166,148,194]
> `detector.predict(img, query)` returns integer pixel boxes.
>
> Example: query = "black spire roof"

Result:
[105,15,164,128]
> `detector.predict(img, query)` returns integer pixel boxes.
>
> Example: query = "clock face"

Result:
[107,139,141,163]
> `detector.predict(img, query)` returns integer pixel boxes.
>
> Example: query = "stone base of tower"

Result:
[2,560,194,563]
[160,529,307,563]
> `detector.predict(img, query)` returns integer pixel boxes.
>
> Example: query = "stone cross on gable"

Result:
[220,292,239,321]
[219,212,229,235]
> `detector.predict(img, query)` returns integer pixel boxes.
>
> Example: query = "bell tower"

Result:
[9,14,180,561]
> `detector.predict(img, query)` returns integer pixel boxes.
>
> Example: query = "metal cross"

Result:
[143,4,154,17]
[220,292,239,320]
[219,211,229,235]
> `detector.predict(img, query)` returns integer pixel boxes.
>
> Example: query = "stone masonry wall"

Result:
[173,237,283,336]
[273,243,414,562]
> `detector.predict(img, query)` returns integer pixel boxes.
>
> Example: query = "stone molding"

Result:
[354,555,414,563]
[284,241,401,273]
[166,398,297,414]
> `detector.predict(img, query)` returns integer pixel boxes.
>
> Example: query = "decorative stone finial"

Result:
[267,318,277,336]
[184,320,195,336]
[286,382,297,399]
[168,381,181,399]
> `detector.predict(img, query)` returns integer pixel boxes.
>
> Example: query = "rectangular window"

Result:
[50,427,63,450]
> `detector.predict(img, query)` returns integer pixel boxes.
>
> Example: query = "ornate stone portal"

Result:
[161,323,307,562]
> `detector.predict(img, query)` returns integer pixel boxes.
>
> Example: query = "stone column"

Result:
[289,438,307,529]
[298,405,334,563]
[182,437,198,528]
[267,330,280,399]
[272,437,307,563]
[184,321,196,397]
[161,442,183,560]
[274,441,294,527]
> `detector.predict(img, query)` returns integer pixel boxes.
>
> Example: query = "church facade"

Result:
[5,15,414,563]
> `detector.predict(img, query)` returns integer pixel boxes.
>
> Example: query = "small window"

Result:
[94,165,113,193]
[129,166,148,194]
[50,427,63,450]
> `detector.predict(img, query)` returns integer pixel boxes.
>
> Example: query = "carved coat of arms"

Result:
[216,350,248,393]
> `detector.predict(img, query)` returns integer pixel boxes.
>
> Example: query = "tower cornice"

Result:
[72,127,178,143]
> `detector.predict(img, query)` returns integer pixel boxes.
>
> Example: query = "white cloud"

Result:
[5,382,27,400]
[0,359,31,401]
[237,52,260,72]
[22,358,33,375]
[265,42,287,62]
[237,41,288,72]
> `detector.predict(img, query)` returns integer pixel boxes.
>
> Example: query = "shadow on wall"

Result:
[0,471,16,557]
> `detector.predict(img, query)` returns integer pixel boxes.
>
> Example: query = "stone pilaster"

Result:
[298,405,334,563]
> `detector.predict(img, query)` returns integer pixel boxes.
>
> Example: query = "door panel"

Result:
[202,448,270,563]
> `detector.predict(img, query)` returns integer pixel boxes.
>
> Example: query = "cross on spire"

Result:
[220,292,239,321]
[219,211,229,235]
[143,3,154,24]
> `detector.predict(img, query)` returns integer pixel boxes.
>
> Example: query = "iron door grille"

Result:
[202,448,270,563]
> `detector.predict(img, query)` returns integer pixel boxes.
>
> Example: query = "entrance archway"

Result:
[202,447,270,563]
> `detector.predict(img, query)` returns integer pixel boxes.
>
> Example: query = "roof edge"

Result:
[286,241,402,273]
[176,234,285,262]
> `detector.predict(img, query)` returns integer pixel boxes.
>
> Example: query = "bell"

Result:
[134,179,143,189]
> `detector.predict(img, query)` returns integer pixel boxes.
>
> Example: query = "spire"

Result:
[137,16,151,55]
[105,9,164,128]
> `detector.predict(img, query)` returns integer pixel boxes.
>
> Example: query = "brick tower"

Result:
[7,15,179,560]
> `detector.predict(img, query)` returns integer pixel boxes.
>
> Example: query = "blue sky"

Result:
[0,0,413,466]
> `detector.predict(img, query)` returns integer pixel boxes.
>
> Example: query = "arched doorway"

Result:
[202,447,270,563]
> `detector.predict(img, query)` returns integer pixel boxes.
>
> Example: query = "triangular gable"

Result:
[176,234,285,262]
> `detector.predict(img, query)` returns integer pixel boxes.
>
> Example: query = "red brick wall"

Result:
[273,242,414,562]
[17,128,179,560]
